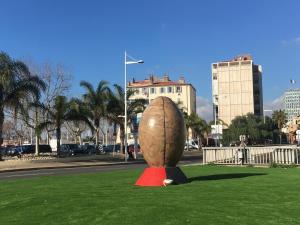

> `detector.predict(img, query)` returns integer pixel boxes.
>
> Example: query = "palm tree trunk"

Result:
[120,125,125,154]
[78,135,82,145]
[95,128,99,146]
[186,132,189,151]
[35,109,39,156]
[279,133,282,145]
[46,131,50,145]
[56,127,61,157]
[35,134,40,156]
[198,136,202,150]
[0,109,4,160]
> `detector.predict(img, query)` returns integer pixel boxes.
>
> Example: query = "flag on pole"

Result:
[290,79,296,84]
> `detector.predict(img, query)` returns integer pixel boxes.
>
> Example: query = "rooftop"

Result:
[128,75,195,90]
[213,54,253,64]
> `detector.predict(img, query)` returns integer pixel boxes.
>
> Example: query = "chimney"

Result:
[150,75,154,84]
[162,74,169,82]
[178,76,185,84]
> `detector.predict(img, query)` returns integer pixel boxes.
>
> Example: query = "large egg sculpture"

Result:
[139,96,186,167]
[135,96,188,186]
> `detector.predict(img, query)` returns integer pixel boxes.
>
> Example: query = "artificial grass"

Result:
[0,165,300,225]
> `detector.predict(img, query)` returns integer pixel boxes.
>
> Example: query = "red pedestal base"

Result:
[135,167,188,186]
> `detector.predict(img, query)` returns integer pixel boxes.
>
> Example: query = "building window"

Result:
[142,87,148,95]
[219,62,228,67]
[150,87,156,94]
[167,86,173,93]
[213,73,217,80]
[176,86,182,93]
[135,88,140,94]
[160,87,165,93]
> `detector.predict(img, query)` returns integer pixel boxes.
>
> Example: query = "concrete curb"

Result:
[0,160,146,173]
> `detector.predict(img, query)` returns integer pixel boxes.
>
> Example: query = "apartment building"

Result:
[212,55,263,126]
[128,75,196,115]
[284,89,300,122]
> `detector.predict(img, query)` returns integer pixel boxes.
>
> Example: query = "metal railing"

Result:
[203,146,300,165]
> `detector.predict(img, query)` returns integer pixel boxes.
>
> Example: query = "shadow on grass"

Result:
[188,173,267,183]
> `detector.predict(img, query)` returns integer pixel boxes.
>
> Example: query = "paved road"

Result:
[0,152,202,181]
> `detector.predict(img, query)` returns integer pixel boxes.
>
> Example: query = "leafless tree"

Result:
[38,63,72,144]
[65,121,87,145]
[11,61,72,154]
[2,120,15,142]
[4,117,31,145]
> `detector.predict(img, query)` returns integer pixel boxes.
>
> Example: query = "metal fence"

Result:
[203,146,300,165]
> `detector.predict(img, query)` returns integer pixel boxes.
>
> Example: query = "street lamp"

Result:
[124,51,144,162]
[263,109,273,124]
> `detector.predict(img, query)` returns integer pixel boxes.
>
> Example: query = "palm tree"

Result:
[196,119,211,147]
[272,109,287,144]
[183,112,193,151]
[80,80,111,145]
[0,52,46,156]
[183,112,206,150]
[107,84,147,154]
[65,98,93,145]
[35,96,91,156]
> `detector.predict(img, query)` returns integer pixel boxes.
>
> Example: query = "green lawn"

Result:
[1,165,300,225]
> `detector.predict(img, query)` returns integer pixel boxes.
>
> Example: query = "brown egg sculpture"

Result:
[135,96,188,186]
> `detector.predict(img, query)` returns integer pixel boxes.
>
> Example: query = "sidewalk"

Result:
[0,154,144,173]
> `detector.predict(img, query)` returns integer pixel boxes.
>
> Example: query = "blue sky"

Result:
[1,0,300,120]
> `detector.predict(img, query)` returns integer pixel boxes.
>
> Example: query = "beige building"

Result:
[120,75,196,142]
[285,116,300,144]
[212,55,263,126]
[128,75,196,115]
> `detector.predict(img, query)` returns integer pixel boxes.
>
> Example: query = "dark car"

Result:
[21,145,52,154]
[102,144,121,153]
[20,145,35,154]
[1,145,16,156]
[81,145,98,154]
[6,146,23,157]
[6,145,52,157]
[60,144,84,156]
[0,147,7,156]
[39,145,52,153]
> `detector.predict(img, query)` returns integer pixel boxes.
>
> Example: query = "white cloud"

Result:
[196,95,285,120]
[196,96,213,122]
[294,37,300,44]
[264,95,284,116]
[281,36,300,45]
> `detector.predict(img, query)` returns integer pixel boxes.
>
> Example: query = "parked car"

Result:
[6,146,23,157]
[6,145,52,157]
[0,147,8,156]
[60,144,85,156]
[39,145,52,153]
[102,144,121,153]
[80,144,98,155]
[184,140,199,150]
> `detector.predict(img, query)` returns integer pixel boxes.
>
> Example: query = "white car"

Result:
[184,140,199,150]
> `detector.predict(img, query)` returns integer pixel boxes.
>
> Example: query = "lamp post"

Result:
[263,109,273,124]
[124,51,144,162]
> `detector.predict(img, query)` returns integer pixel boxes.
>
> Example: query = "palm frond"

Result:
[13,61,30,78]
[80,81,96,97]
[96,80,110,94]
